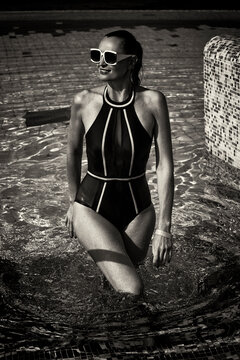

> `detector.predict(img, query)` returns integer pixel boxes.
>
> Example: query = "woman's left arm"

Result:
[152,91,174,267]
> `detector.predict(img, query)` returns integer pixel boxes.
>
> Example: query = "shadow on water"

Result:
[1,255,240,357]
[1,198,240,355]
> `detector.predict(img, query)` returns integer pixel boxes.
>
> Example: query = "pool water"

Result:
[0,18,239,358]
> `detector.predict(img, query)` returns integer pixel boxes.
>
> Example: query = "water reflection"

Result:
[0,22,239,357]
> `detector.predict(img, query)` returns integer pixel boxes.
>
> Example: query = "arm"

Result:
[67,93,85,203]
[152,91,174,265]
[65,92,85,236]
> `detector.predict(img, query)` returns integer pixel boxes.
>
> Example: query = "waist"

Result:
[87,170,145,181]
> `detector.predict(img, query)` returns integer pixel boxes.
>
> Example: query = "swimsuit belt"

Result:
[87,170,145,181]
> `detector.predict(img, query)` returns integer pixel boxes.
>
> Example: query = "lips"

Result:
[99,68,111,74]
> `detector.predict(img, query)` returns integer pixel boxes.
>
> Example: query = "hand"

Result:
[65,203,76,238]
[152,231,173,267]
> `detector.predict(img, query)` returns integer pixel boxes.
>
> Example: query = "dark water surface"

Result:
[0,17,240,359]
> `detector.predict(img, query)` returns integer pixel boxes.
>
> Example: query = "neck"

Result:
[106,81,133,102]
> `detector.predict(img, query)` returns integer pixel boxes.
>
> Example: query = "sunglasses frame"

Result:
[90,48,135,66]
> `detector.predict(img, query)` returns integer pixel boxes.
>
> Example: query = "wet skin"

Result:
[66,36,174,295]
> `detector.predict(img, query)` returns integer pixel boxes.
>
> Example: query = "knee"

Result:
[117,277,144,296]
[130,280,144,296]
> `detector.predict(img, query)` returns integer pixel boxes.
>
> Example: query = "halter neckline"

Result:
[104,86,135,108]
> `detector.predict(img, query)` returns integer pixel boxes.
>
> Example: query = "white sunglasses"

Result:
[90,48,135,66]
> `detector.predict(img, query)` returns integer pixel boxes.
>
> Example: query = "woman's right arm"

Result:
[65,92,85,237]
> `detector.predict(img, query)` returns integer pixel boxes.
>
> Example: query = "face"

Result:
[96,36,135,81]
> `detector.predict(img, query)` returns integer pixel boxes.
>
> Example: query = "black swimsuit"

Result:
[75,85,154,232]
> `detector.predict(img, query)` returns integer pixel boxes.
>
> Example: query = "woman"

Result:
[65,30,174,297]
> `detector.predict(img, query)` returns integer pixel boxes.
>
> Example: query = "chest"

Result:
[82,97,155,139]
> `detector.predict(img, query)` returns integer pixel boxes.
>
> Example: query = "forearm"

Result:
[156,167,174,232]
[67,150,82,204]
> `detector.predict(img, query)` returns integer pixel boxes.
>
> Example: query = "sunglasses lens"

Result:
[105,51,117,65]
[90,50,101,62]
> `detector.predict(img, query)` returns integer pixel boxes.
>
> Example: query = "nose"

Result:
[99,53,107,66]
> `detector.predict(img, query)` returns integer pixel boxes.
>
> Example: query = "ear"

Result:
[131,56,138,67]
[133,55,138,63]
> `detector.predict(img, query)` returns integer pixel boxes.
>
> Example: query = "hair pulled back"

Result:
[104,30,143,87]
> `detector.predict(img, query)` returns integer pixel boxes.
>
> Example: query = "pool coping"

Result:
[1,9,240,22]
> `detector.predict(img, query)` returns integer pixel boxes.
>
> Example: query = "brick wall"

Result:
[204,35,240,170]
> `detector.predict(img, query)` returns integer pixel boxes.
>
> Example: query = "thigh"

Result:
[122,203,156,266]
[72,202,143,294]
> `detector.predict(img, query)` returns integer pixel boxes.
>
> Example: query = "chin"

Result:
[99,76,108,82]
[99,74,112,80]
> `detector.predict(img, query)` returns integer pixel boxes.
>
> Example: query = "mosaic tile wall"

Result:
[204,35,240,170]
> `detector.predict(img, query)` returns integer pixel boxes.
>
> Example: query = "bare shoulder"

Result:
[136,86,167,109]
[72,85,105,107]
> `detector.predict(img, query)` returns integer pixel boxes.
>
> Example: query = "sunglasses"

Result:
[90,48,135,66]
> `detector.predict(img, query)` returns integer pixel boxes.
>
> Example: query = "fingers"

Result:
[162,249,168,264]
[65,215,75,238]
[152,236,173,267]
[162,244,172,264]
[152,239,160,267]
[168,249,172,263]
[152,248,160,268]
[69,220,73,238]
[159,246,165,264]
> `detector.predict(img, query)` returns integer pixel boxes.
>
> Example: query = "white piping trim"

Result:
[102,108,113,176]
[123,108,134,176]
[96,182,107,213]
[87,170,145,181]
[128,182,138,215]
[104,86,134,108]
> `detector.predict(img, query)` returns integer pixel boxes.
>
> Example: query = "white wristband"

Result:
[155,229,172,239]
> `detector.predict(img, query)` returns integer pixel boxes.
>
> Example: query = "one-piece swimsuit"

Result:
[75,85,154,232]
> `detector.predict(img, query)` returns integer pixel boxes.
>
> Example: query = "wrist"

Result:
[155,229,172,239]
